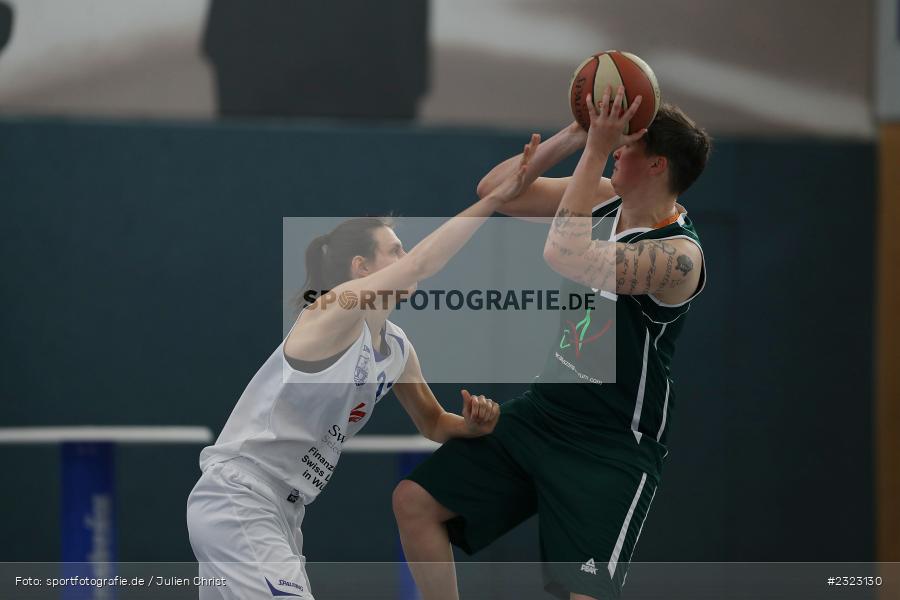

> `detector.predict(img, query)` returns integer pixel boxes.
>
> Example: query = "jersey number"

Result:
[375,371,395,399]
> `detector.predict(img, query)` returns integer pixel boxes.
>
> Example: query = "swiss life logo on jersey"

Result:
[348,402,367,423]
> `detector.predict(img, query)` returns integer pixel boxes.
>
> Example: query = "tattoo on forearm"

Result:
[549,207,592,264]
[550,239,576,257]
[560,240,619,291]
[553,208,591,234]
[599,263,615,290]
[619,252,629,291]
[645,244,657,291]
[556,207,591,219]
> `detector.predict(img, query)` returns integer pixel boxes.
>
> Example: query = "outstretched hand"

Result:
[486,133,541,204]
[461,389,499,436]
[585,85,646,155]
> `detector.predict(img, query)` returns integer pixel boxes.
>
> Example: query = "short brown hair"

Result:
[643,103,711,195]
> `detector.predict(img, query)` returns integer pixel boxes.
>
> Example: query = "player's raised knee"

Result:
[392,479,437,522]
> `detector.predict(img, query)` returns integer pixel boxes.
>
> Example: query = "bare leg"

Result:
[570,594,598,600]
[393,480,460,600]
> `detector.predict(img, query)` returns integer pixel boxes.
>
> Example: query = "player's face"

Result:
[365,226,416,294]
[368,226,407,272]
[610,140,654,193]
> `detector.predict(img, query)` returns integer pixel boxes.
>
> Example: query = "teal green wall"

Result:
[0,119,875,563]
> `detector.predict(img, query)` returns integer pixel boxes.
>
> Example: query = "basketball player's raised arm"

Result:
[302,137,541,345]
[476,122,615,220]
[393,345,499,443]
[543,87,704,303]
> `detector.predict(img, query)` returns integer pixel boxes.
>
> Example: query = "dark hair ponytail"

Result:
[301,233,331,298]
[298,217,393,308]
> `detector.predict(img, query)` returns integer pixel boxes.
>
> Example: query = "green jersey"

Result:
[531,196,706,475]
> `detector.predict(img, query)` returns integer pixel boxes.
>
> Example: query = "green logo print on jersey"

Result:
[559,308,613,359]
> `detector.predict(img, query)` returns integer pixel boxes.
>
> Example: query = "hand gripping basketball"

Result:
[585,85,646,155]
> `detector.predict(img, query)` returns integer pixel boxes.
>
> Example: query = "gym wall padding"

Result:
[0,118,875,564]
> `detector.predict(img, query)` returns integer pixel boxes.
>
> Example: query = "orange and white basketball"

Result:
[569,51,661,134]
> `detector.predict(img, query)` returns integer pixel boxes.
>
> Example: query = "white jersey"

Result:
[199,319,411,505]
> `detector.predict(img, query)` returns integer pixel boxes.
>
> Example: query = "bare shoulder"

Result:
[645,237,703,304]
[284,305,361,362]
[612,237,703,303]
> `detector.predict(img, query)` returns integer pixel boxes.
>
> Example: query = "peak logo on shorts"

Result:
[580,558,597,575]
[265,577,304,596]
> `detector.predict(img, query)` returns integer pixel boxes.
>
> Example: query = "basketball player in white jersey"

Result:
[185,142,540,599]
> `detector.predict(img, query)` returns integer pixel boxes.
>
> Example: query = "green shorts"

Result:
[405,390,659,600]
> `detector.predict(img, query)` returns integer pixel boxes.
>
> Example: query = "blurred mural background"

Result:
[0,0,880,134]
[0,0,897,588]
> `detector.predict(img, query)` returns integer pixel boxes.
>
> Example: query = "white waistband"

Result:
[218,456,308,507]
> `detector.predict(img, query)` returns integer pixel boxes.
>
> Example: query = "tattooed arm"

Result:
[544,84,639,292]
[542,85,703,303]
[570,237,703,302]
[545,219,702,302]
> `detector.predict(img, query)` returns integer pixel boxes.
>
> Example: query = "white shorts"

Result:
[186,457,314,599]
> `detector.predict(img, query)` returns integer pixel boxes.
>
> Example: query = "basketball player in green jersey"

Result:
[394,86,711,600]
